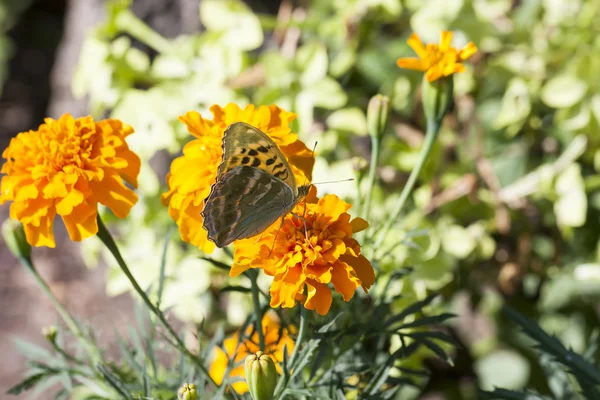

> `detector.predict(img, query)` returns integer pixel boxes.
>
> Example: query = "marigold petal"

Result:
[425,67,443,82]
[350,217,369,233]
[55,189,84,216]
[117,151,141,188]
[396,57,427,71]
[439,31,453,52]
[458,42,478,61]
[23,210,56,248]
[62,205,98,242]
[303,280,332,316]
[318,194,351,222]
[15,184,38,202]
[89,172,137,219]
[406,33,428,60]
[330,261,361,301]
[340,253,375,291]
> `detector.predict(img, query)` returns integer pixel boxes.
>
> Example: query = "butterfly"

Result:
[202,122,311,248]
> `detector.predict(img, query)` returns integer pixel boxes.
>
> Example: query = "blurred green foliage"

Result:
[9,0,600,398]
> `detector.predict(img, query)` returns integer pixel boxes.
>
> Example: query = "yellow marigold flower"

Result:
[161,103,314,253]
[397,31,478,82]
[231,191,375,316]
[0,114,140,247]
[209,312,295,394]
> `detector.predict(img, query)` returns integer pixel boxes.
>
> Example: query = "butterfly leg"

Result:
[291,212,315,251]
[268,215,286,257]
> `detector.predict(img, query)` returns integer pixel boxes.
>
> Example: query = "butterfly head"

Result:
[297,184,311,200]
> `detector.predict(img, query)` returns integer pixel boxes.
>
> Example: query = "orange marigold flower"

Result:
[397,31,478,82]
[231,191,375,316]
[161,103,314,253]
[209,312,295,394]
[0,114,140,248]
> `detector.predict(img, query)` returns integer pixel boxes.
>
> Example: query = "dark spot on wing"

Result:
[240,148,247,154]
[266,157,275,166]
[248,149,258,156]
[274,170,288,179]
[257,145,269,153]
[241,156,251,165]
[273,162,283,170]
[251,158,261,167]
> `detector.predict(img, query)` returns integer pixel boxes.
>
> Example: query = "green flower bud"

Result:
[245,351,278,400]
[367,94,390,139]
[177,383,197,400]
[42,325,57,343]
[2,219,31,262]
[421,75,454,123]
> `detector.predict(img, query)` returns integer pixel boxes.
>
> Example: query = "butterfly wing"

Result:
[202,166,296,247]
[217,122,297,194]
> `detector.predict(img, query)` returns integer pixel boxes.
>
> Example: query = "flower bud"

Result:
[245,351,278,400]
[2,219,31,262]
[367,94,390,139]
[177,383,197,400]
[421,75,454,123]
[42,325,57,343]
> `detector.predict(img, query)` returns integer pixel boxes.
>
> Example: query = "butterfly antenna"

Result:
[311,178,355,185]
[268,216,286,257]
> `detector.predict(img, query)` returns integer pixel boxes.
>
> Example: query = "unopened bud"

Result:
[2,219,31,262]
[367,94,390,139]
[177,383,197,400]
[245,351,278,400]
[42,325,57,343]
[421,75,454,123]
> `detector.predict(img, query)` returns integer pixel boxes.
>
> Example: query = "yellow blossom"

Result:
[397,31,477,82]
[209,312,295,394]
[231,189,375,316]
[161,103,314,253]
[0,114,140,247]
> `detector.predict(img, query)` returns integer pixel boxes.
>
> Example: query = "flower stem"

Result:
[249,270,265,351]
[274,305,308,399]
[95,215,218,389]
[18,255,103,365]
[374,119,441,250]
[116,9,172,54]
[361,133,380,224]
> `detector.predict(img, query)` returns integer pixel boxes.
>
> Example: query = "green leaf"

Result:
[475,349,530,391]
[7,373,47,395]
[297,42,329,86]
[479,388,553,400]
[541,75,587,108]
[200,0,263,50]
[505,306,600,386]
[326,108,368,135]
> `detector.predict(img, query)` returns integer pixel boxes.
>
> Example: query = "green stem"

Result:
[274,305,308,399]
[249,270,265,351]
[18,256,103,365]
[95,215,218,389]
[362,133,381,224]
[374,119,441,250]
[115,9,172,54]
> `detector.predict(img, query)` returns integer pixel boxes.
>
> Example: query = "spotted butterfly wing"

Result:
[202,166,297,247]
[216,122,298,193]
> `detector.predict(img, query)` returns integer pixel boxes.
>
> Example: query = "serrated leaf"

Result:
[383,293,438,327]
[7,373,47,395]
[395,313,456,330]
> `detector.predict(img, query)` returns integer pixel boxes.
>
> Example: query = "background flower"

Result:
[161,103,315,253]
[0,114,140,247]
[209,312,295,394]
[232,189,375,315]
[397,31,477,82]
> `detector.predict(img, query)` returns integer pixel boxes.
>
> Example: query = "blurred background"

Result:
[2,0,600,399]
